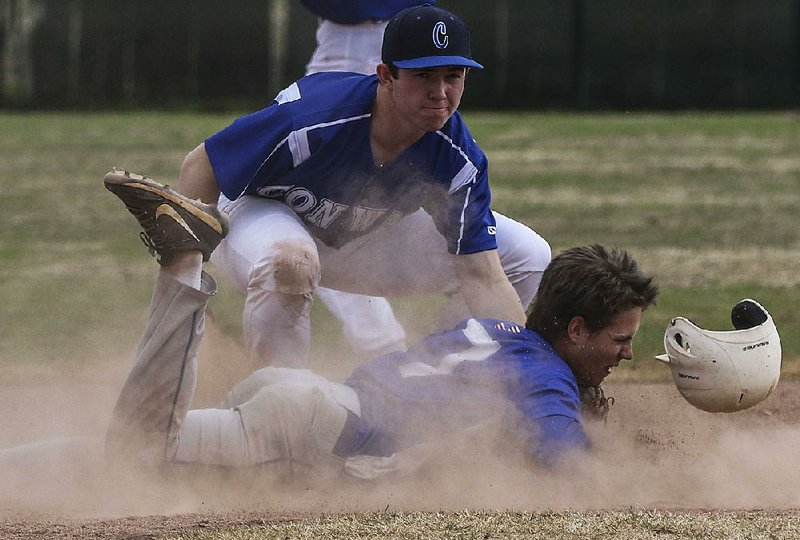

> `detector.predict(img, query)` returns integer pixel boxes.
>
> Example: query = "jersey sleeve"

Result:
[424,121,498,255]
[513,372,590,468]
[204,101,298,200]
[528,415,591,468]
[205,73,375,202]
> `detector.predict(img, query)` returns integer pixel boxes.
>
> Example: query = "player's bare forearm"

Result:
[451,251,526,324]
[176,143,221,204]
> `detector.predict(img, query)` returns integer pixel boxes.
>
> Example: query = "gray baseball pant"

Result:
[105,271,358,474]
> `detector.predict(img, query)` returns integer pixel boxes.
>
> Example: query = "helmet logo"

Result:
[743,340,769,351]
[432,21,449,49]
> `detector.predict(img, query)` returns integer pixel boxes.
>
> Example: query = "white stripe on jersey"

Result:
[432,130,481,254]
[449,161,479,194]
[275,82,301,104]
[245,113,373,196]
[288,130,311,166]
[398,319,501,378]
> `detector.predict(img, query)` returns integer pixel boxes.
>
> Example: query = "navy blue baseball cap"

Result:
[381,4,483,70]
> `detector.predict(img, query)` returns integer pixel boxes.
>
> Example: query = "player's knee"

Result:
[249,240,321,296]
[219,367,317,408]
[240,382,348,459]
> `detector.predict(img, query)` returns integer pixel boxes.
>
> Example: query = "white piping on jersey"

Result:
[435,130,479,194]
[433,130,480,255]
[449,161,478,194]
[242,112,372,197]
[287,113,372,167]
[455,184,472,254]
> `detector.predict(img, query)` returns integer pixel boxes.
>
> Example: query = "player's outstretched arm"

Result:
[451,250,526,324]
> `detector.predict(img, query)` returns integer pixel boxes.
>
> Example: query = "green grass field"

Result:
[1,111,799,538]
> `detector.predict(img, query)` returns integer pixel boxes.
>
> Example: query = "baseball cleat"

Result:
[104,168,229,266]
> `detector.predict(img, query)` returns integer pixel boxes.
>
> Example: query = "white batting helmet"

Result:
[654,299,781,413]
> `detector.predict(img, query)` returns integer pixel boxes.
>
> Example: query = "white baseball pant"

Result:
[305,19,387,76]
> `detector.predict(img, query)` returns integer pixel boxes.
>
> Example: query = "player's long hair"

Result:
[526,244,659,343]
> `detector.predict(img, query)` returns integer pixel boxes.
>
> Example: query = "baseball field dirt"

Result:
[1,377,799,539]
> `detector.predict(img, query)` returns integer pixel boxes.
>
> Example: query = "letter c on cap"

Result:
[432,21,448,49]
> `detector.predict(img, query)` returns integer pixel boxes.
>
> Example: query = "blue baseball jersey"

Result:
[343,318,590,467]
[299,0,436,25]
[204,72,496,254]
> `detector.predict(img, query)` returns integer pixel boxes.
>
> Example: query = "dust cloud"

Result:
[324,381,800,513]
[1,325,799,519]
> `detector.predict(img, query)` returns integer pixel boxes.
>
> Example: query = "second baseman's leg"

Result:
[213,196,320,367]
[216,195,406,362]
[315,288,407,355]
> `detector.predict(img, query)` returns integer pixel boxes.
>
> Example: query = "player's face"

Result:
[389,66,466,132]
[568,307,642,388]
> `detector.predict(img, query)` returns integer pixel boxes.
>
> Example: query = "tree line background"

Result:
[1,0,799,111]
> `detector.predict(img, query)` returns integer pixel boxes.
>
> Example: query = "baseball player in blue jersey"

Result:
[171,4,552,367]
[0,180,655,491]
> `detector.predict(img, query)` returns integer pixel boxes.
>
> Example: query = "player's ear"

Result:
[566,315,588,345]
[376,63,394,85]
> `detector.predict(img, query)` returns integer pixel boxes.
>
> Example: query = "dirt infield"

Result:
[0,379,798,539]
